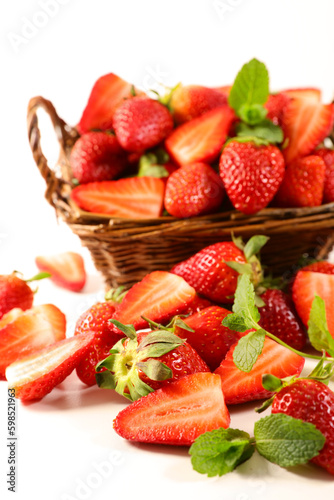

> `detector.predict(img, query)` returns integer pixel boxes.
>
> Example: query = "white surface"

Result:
[1,1,334,498]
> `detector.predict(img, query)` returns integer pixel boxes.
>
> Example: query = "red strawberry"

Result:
[71,177,165,219]
[214,337,305,404]
[0,273,34,319]
[113,372,230,445]
[112,271,196,331]
[313,148,334,203]
[164,162,224,218]
[6,332,95,401]
[35,252,86,292]
[281,87,322,102]
[281,92,334,164]
[70,132,127,184]
[219,141,285,215]
[274,155,325,207]
[170,84,228,124]
[171,242,246,304]
[272,378,334,475]
[175,306,244,370]
[77,73,140,134]
[264,93,291,125]
[181,294,213,316]
[292,265,334,339]
[165,106,235,166]
[0,304,66,380]
[302,261,334,274]
[75,301,122,386]
[258,289,307,351]
[113,96,174,153]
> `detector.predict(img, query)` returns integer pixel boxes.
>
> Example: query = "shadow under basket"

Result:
[27,96,334,289]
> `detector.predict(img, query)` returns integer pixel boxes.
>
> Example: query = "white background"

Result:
[1,1,334,499]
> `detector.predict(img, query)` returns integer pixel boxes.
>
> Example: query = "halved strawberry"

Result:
[165,106,235,166]
[214,338,305,405]
[0,304,66,380]
[6,332,95,401]
[281,88,322,102]
[113,372,230,445]
[71,177,165,219]
[0,273,34,319]
[35,252,86,292]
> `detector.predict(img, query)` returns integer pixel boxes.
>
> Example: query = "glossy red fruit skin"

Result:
[258,289,307,351]
[302,261,334,274]
[70,132,127,184]
[219,141,285,215]
[0,274,33,319]
[171,84,228,124]
[113,97,174,152]
[272,379,334,475]
[171,242,246,304]
[164,163,225,218]
[313,148,334,203]
[264,93,291,126]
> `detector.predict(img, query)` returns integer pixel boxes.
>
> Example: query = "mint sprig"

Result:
[232,329,266,373]
[307,295,334,357]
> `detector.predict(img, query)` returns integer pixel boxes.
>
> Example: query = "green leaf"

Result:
[109,320,137,340]
[243,235,270,261]
[261,374,283,392]
[25,271,52,282]
[189,428,255,477]
[307,295,334,356]
[95,354,118,373]
[95,371,116,390]
[137,330,184,350]
[173,318,194,332]
[138,152,169,178]
[136,360,172,381]
[222,313,252,333]
[228,59,269,117]
[239,103,267,126]
[232,329,266,372]
[254,414,325,467]
[308,356,334,384]
[236,120,284,144]
[225,261,253,276]
[222,274,261,332]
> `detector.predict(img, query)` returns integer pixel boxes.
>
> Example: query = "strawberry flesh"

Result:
[0,274,33,319]
[35,252,86,292]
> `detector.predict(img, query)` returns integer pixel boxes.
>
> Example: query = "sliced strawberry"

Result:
[113,372,230,445]
[313,148,334,203]
[165,106,235,166]
[214,338,305,405]
[0,273,34,319]
[35,252,86,292]
[6,332,95,401]
[113,271,196,330]
[0,304,66,380]
[71,177,165,219]
[281,88,322,102]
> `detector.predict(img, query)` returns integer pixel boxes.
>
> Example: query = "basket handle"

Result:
[27,96,79,208]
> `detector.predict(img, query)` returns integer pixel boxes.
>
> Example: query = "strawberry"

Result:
[113,96,174,152]
[164,162,225,218]
[0,273,34,319]
[274,155,325,207]
[165,106,235,166]
[281,87,322,102]
[71,177,165,219]
[219,140,285,215]
[264,93,290,125]
[77,73,140,134]
[6,332,95,401]
[214,337,305,405]
[113,372,230,445]
[112,271,196,331]
[292,264,334,339]
[75,301,123,386]
[170,84,228,124]
[0,304,66,380]
[181,294,213,316]
[35,252,86,292]
[174,306,244,370]
[258,289,307,351]
[313,148,334,203]
[70,132,127,184]
[281,92,334,164]
[302,260,334,274]
[171,242,247,304]
[272,378,334,475]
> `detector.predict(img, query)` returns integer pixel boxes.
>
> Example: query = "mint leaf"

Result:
[233,273,260,326]
[307,295,334,356]
[254,414,325,467]
[233,329,266,372]
[189,428,254,477]
[229,59,269,117]
[239,103,267,125]
[243,235,270,261]
[236,120,284,144]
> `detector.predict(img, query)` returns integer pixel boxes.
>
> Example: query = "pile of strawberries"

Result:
[1,236,334,476]
[69,59,334,218]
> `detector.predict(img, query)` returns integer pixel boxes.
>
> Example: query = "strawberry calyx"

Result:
[104,286,127,303]
[137,149,170,178]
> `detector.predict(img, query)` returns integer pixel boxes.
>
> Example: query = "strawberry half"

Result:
[6,332,95,401]
[113,372,230,445]
[165,106,235,166]
[0,273,34,319]
[71,177,165,219]
[214,338,305,405]
[35,252,86,292]
[0,304,66,380]
[264,93,291,126]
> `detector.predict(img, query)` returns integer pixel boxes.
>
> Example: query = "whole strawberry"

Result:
[272,378,334,475]
[70,132,127,184]
[313,148,334,203]
[113,96,174,152]
[164,163,225,218]
[0,273,34,319]
[219,141,285,215]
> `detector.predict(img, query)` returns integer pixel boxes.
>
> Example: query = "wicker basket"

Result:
[27,96,334,289]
